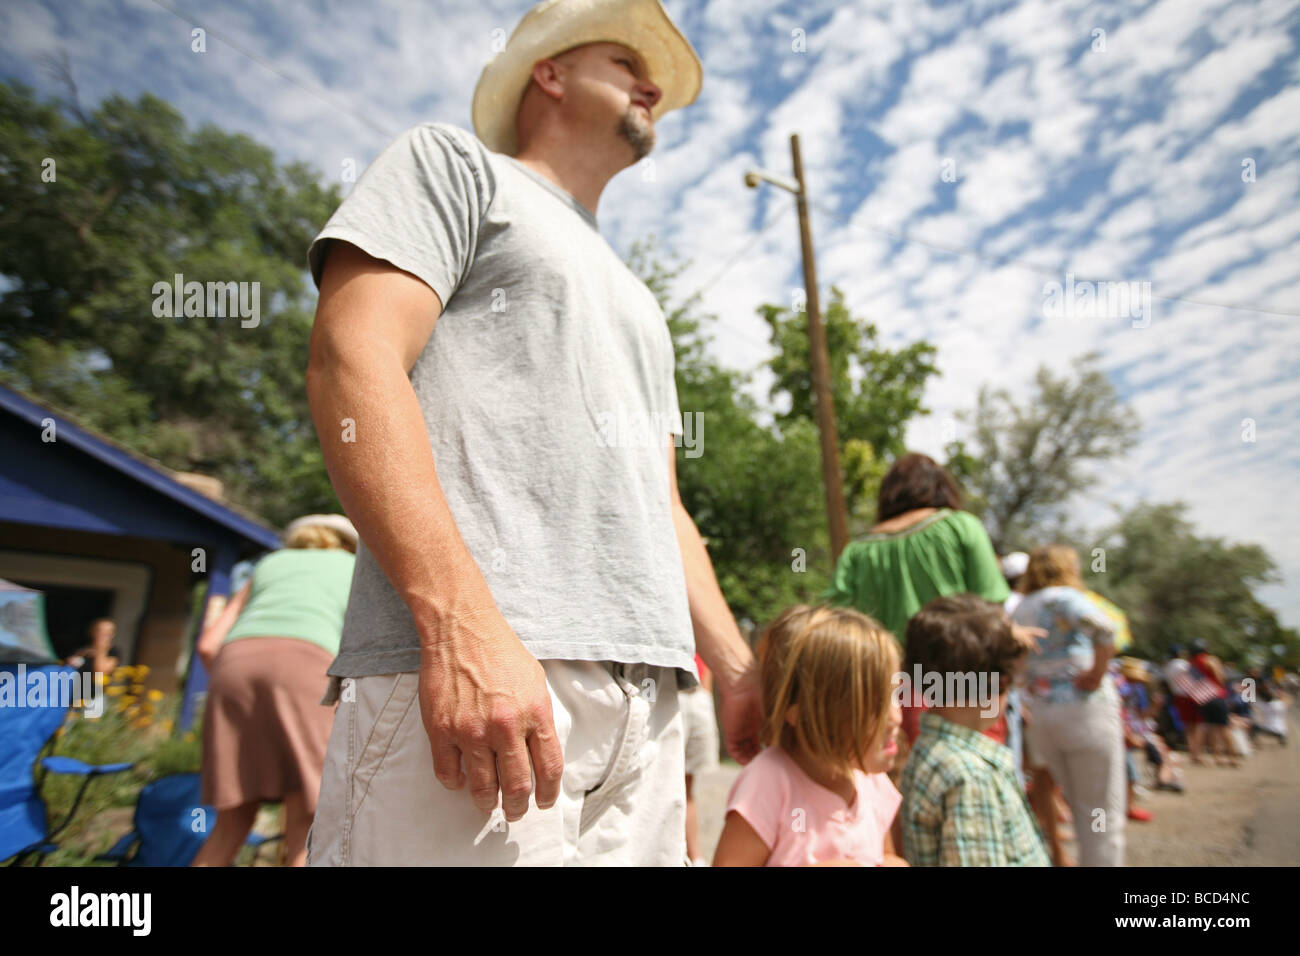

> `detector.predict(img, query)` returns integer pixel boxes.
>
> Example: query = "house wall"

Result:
[0,521,198,694]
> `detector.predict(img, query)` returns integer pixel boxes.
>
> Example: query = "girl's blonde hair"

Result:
[285,523,356,554]
[757,604,899,777]
[1022,544,1083,592]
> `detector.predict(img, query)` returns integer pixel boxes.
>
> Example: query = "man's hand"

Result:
[309,242,563,822]
[715,660,763,764]
[417,610,564,822]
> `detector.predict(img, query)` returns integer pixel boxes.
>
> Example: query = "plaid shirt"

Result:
[900,713,1050,867]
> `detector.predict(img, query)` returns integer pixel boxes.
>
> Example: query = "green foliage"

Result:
[1083,501,1300,667]
[0,81,343,525]
[759,287,939,523]
[141,727,204,778]
[944,352,1139,552]
[627,238,831,628]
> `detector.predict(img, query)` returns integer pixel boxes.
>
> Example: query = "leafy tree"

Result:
[759,288,939,525]
[0,81,342,525]
[944,352,1139,552]
[627,238,831,629]
[1083,502,1300,668]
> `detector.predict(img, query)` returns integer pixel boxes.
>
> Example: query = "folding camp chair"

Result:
[98,772,283,866]
[0,664,134,865]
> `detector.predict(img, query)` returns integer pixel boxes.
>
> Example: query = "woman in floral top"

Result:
[1011,545,1124,866]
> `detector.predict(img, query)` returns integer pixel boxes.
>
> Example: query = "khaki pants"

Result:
[1026,678,1127,867]
[307,660,686,866]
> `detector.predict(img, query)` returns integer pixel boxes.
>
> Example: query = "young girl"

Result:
[712,604,907,866]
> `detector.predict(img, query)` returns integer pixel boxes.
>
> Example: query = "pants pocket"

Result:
[350,673,419,820]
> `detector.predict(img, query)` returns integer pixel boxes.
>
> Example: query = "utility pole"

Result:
[744,134,850,562]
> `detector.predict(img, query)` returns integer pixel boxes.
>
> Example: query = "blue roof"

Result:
[0,383,281,554]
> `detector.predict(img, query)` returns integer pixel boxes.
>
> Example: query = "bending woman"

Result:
[191,514,357,866]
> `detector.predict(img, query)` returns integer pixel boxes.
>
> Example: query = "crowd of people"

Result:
[707,453,1293,867]
[186,454,1292,868]
[175,0,1294,868]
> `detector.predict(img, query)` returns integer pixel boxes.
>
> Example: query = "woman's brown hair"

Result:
[756,604,899,777]
[876,453,963,522]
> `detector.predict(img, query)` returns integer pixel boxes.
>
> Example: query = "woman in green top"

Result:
[192,514,357,867]
[824,454,1011,744]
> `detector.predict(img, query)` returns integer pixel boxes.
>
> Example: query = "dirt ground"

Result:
[693,715,1297,866]
[1123,723,1298,866]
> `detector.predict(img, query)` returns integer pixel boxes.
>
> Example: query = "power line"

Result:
[688,202,794,300]
[677,203,796,355]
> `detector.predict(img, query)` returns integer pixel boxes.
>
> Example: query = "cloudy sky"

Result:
[4,0,1298,627]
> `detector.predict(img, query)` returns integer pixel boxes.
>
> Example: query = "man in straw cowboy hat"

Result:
[304,0,761,865]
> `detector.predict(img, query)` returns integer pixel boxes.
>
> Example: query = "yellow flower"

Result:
[183,732,195,743]
[160,719,174,734]
[147,689,165,702]
[131,717,152,729]
[130,684,144,695]
[105,685,124,696]
[121,695,137,707]
[124,706,139,719]
[135,665,150,676]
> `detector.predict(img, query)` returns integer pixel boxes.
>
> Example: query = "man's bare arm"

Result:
[667,438,763,763]
[306,243,489,625]
[306,241,563,820]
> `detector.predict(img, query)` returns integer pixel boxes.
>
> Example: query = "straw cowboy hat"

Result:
[1120,656,1150,683]
[472,0,703,156]
[283,514,358,547]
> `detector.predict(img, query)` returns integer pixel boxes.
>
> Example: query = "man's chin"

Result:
[618,110,656,161]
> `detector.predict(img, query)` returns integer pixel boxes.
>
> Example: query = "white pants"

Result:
[307,660,686,866]
[680,686,720,777]
[1026,678,1127,867]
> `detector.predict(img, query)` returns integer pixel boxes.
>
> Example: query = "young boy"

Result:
[898,594,1050,866]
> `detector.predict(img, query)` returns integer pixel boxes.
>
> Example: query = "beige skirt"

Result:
[200,637,337,811]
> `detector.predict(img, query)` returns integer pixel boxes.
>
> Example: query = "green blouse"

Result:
[823,508,1009,642]
[224,548,357,656]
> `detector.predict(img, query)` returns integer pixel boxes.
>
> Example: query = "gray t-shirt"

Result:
[307,123,694,678]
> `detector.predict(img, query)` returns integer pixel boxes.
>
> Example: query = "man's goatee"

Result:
[618,108,656,161]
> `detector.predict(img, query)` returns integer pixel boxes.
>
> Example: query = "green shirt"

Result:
[224,549,357,657]
[899,712,1050,867]
[822,508,1009,642]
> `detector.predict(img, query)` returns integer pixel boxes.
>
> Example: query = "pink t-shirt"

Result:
[724,745,901,866]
